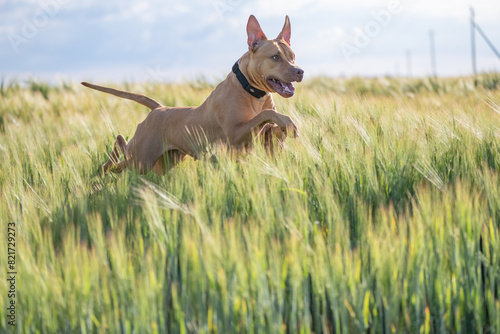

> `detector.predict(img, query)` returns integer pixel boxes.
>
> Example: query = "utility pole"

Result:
[470,7,477,75]
[429,30,437,77]
[406,49,412,77]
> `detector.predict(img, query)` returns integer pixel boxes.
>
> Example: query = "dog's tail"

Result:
[81,82,163,110]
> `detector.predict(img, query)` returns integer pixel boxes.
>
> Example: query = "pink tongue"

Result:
[280,82,294,94]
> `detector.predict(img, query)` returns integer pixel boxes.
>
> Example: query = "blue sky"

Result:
[1,0,499,83]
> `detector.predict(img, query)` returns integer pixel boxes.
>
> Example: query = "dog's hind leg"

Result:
[151,150,186,175]
[111,159,128,174]
[102,135,128,174]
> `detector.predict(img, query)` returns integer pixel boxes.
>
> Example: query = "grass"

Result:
[0,73,499,333]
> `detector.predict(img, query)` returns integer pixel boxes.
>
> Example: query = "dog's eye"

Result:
[271,55,280,61]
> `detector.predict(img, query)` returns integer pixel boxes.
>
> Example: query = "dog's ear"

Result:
[277,15,291,45]
[247,15,267,50]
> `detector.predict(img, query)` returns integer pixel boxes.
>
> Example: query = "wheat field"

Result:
[1,74,499,333]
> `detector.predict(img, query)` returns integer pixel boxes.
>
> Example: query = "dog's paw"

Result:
[277,115,299,138]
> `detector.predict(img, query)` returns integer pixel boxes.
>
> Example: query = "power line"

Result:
[474,23,500,60]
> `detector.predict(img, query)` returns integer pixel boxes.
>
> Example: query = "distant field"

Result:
[0,74,499,333]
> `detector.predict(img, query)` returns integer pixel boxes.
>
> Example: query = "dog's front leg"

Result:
[256,123,286,154]
[227,109,298,147]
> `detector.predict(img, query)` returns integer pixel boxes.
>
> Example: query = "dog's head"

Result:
[245,15,304,98]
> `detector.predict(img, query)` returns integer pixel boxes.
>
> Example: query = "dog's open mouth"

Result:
[267,78,295,98]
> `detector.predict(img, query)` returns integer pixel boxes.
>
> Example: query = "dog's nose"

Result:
[296,68,304,81]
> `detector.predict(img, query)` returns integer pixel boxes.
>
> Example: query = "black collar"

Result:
[232,61,267,99]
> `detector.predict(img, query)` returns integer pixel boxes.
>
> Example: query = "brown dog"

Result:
[82,15,304,174]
